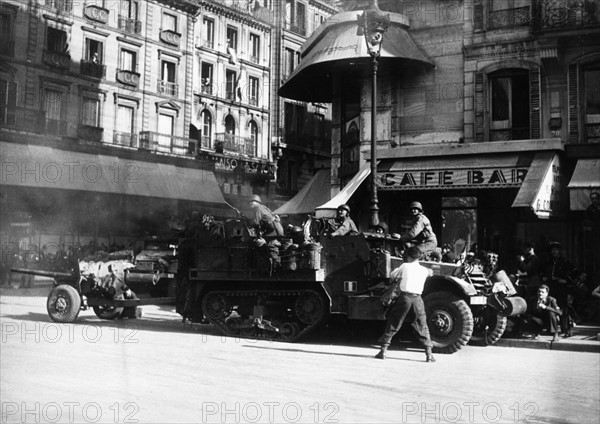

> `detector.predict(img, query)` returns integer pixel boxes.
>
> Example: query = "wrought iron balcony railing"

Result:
[586,123,600,144]
[45,118,68,136]
[157,80,178,97]
[0,107,43,132]
[44,0,73,14]
[43,50,70,69]
[113,131,138,148]
[215,133,256,156]
[489,6,531,30]
[139,131,197,156]
[532,0,600,32]
[77,125,104,142]
[80,60,106,79]
[118,16,142,35]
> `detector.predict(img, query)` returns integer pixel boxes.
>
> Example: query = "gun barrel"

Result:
[10,268,74,279]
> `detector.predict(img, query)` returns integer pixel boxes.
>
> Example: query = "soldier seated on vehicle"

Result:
[248,195,284,238]
[330,204,358,237]
[399,201,438,256]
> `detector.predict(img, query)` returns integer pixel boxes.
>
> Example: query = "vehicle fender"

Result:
[423,275,477,299]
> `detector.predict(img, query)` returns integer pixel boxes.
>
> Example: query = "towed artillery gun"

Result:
[180,218,526,353]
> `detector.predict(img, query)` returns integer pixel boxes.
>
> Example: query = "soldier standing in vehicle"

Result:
[400,201,437,256]
[330,204,358,237]
[373,246,436,362]
[248,195,284,237]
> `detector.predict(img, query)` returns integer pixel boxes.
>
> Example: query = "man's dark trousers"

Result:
[377,292,433,348]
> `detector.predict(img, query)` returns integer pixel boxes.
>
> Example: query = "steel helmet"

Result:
[250,194,262,204]
[338,204,351,213]
[409,201,423,212]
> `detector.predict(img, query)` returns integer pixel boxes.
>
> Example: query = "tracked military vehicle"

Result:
[179,218,526,353]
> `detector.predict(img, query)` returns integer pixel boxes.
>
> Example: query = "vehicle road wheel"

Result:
[470,308,507,346]
[93,294,124,320]
[424,292,474,354]
[47,285,81,323]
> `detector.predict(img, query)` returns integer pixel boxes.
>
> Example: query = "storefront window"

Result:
[441,197,478,258]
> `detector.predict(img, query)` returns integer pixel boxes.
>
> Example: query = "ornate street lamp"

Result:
[357,2,389,229]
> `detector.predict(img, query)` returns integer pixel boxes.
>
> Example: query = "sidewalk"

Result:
[496,324,600,353]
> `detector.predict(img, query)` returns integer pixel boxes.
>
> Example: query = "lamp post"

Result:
[357,3,389,229]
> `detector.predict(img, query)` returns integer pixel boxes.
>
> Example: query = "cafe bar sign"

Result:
[377,167,529,190]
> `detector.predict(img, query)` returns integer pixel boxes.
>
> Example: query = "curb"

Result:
[496,338,600,353]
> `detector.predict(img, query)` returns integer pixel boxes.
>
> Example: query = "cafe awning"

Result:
[315,163,371,218]
[274,169,331,216]
[567,158,600,211]
[0,141,231,214]
[278,12,433,102]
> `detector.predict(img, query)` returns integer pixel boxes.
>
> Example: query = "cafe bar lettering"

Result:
[378,167,529,190]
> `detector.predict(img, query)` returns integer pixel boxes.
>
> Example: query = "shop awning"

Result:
[0,141,230,211]
[315,163,371,218]
[376,153,533,190]
[567,159,600,211]
[274,169,331,215]
[278,13,433,102]
[512,152,566,218]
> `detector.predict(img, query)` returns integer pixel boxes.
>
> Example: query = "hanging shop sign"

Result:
[531,155,567,219]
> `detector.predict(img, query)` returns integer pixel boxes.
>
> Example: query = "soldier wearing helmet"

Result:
[248,194,284,237]
[331,204,358,237]
[400,201,437,255]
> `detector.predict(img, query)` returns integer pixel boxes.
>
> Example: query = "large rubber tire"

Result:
[47,285,82,323]
[424,292,474,354]
[470,308,508,346]
[93,295,124,320]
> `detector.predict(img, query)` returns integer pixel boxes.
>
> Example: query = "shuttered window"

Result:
[0,80,17,125]
[81,97,100,127]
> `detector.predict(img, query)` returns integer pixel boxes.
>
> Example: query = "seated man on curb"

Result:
[523,284,562,342]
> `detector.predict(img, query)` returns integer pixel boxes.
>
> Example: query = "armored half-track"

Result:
[179,218,527,354]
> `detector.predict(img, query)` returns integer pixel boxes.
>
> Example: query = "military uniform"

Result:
[400,213,437,255]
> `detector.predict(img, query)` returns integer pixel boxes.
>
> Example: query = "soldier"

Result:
[400,201,437,256]
[248,195,284,237]
[330,204,358,237]
[541,242,575,337]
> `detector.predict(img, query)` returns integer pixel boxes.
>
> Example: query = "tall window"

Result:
[285,0,306,35]
[201,110,212,145]
[249,120,259,154]
[225,114,235,135]
[489,69,529,141]
[157,113,174,150]
[81,96,100,127]
[201,62,213,94]
[249,33,260,63]
[226,26,238,51]
[203,17,214,48]
[46,27,67,53]
[162,12,177,32]
[0,79,17,125]
[584,64,600,143]
[84,38,103,64]
[160,60,177,96]
[44,88,65,135]
[0,10,15,56]
[115,104,135,146]
[225,70,237,100]
[284,48,295,78]
[248,76,259,106]
[119,0,138,19]
[120,49,137,72]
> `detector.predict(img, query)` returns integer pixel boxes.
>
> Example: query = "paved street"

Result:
[1,288,599,424]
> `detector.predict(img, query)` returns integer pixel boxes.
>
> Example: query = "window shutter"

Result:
[568,63,579,143]
[474,72,485,142]
[529,66,541,139]
[473,0,484,31]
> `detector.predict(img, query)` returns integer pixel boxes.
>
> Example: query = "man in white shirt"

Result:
[374,246,436,362]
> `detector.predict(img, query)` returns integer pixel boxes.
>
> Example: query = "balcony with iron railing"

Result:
[159,29,181,47]
[157,80,178,97]
[118,16,142,35]
[77,125,104,142]
[200,39,214,49]
[113,131,138,148]
[80,60,106,79]
[586,123,600,144]
[286,22,307,36]
[532,0,600,32]
[249,55,260,64]
[488,6,531,29]
[215,133,256,156]
[43,50,70,69]
[44,0,73,16]
[490,127,530,142]
[45,118,68,136]
[139,131,198,156]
